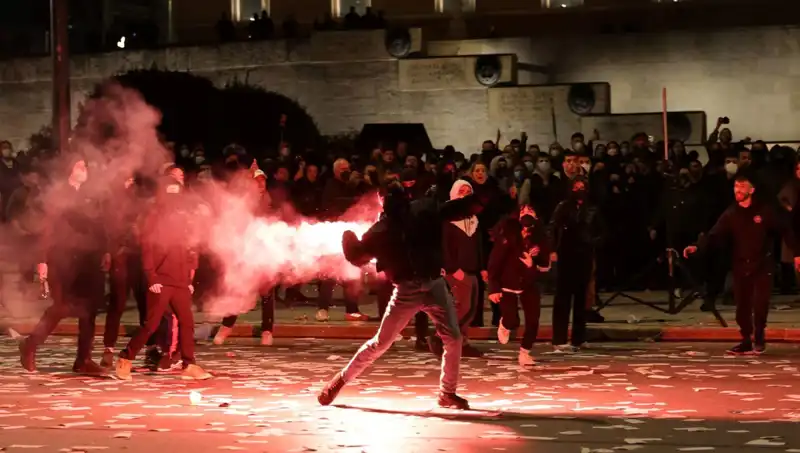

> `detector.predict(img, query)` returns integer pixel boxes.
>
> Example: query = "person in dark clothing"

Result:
[427,180,487,359]
[550,176,605,353]
[5,163,43,300]
[464,160,515,327]
[684,172,800,355]
[20,157,110,375]
[700,151,738,310]
[100,176,149,368]
[292,163,323,218]
[317,182,486,410]
[488,204,553,366]
[115,177,211,381]
[214,169,275,346]
[317,158,368,321]
[0,140,21,222]
[375,168,431,352]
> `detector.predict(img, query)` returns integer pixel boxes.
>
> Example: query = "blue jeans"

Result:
[341,278,462,393]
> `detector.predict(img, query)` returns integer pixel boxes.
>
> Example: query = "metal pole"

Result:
[51,0,70,154]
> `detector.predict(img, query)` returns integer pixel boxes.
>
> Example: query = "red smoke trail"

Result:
[200,187,382,319]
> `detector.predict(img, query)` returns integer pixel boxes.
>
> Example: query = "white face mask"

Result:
[537,161,551,173]
[549,149,560,157]
[581,163,591,173]
[607,149,619,157]
[195,156,205,165]
[725,162,738,175]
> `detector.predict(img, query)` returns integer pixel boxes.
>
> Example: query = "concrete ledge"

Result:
[9,322,800,343]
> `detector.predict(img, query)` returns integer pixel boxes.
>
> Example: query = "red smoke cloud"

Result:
[1,84,383,325]
[199,188,381,318]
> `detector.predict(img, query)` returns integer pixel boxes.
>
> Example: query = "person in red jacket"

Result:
[115,176,211,380]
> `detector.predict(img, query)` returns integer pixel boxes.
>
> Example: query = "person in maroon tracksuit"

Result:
[487,204,553,366]
[115,177,211,381]
[685,171,800,355]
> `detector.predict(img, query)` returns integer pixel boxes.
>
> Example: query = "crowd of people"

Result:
[3,116,800,395]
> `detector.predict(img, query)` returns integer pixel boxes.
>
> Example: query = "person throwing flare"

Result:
[317,182,486,410]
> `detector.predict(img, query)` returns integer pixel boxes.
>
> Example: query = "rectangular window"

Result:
[337,0,370,16]
[541,0,583,8]
[436,0,474,13]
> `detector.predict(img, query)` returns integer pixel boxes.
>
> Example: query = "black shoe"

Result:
[726,341,753,356]
[414,337,429,352]
[752,342,766,355]
[428,336,444,358]
[438,392,470,410]
[318,372,346,406]
[586,310,605,323]
[144,347,163,367]
[73,359,109,377]
[462,343,484,358]
[19,339,35,372]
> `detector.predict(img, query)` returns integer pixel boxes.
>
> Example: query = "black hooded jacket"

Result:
[487,216,551,293]
[342,190,485,283]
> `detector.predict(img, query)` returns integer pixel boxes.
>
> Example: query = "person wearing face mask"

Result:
[487,204,554,365]
[318,158,369,322]
[489,155,512,192]
[529,155,564,225]
[571,132,586,154]
[512,164,532,206]
[318,181,488,410]
[20,156,111,375]
[426,180,487,359]
[549,176,605,353]
[115,177,211,381]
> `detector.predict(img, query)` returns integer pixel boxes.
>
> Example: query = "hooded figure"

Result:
[549,175,605,353]
[432,179,486,358]
[487,204,553,366]
[319,182,487,411]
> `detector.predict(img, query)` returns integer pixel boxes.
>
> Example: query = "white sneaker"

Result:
[497,320,510,345]
[316,309,330,322]
[213,326,232,345]
[553,344,577,354]
[518,348,535,366]
[261,331,273,346]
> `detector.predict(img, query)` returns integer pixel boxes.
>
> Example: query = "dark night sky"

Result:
[0,0,104,28]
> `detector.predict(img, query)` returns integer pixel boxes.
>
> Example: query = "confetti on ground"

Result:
[0,338,799,452]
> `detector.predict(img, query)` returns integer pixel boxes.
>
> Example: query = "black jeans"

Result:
[222,288,275,332]
[121,285,196,366]
[104,252,147,348]
[552,259,591,347]
[318,279,360,313]
[733,269,772,343]
[499,288,541,350]
[28,272,103,365]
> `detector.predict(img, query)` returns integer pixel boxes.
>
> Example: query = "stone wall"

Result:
[547,26,800,143]
[3,26,799,155]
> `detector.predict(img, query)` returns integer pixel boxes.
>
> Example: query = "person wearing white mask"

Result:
[427,180,487,358]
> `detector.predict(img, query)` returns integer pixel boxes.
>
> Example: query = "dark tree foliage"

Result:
[84,69,219,151]
[218,82,321,157]
[74,69,320,161]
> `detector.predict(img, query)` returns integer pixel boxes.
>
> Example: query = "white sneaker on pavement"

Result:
[213,326,232,345]
[518,348,535,366]
[261,331,273,346]
[497,319,510,345]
